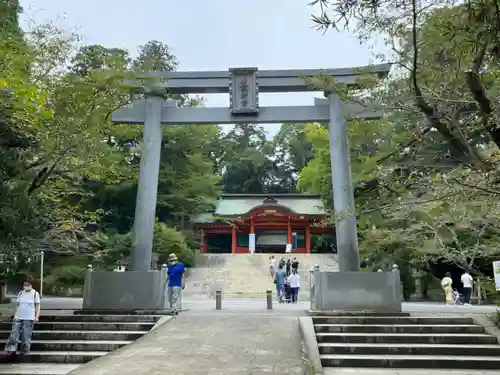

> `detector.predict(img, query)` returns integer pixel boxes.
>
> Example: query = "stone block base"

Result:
[74,309,175,315]
[82,270,167,311]
[311,271,402,313]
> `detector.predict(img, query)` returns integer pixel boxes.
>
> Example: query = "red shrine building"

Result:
[193,194,332,254]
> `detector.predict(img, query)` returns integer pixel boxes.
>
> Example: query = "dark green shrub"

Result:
[43,265,86,291]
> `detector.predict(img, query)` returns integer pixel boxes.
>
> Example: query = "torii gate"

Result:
[82,65,400,312]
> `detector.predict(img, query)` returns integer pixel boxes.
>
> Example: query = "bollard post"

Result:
[82,264,93,309]
[311,264,321,310]
[392,264,405,302]
[266,289,273,310]
[161,264,168,310]
[215,290,222,310]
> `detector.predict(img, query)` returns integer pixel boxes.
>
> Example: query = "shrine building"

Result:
[193,194,333,254]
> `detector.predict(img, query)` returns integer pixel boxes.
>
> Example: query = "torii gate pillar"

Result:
[326,93,360,272]
[130,94,164,272]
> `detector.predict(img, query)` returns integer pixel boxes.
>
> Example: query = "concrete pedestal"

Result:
[82,270,167,311]
[310,271,402,313]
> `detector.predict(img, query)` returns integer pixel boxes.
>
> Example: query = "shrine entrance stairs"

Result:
[0,314,159,375]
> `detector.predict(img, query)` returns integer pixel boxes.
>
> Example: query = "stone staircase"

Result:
[185,253,338,299]
[312,313,500,370]
[0,314,158,374]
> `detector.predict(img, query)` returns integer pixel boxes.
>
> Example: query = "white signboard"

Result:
[249,234,256,253]
[257,233,286,245]
[493,260,500,291]
[285,244,292,253]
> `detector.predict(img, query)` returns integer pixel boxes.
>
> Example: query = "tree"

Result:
[301,0,500,282]
[218,124,279,193]
[132,40,178,73]
[0,6,228,286]
[71,45,130,77]
[311,0,500,160]
[0,1,49,288]
[273,123,314,192]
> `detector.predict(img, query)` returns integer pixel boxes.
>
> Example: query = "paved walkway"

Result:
[29,297,499,375]
[182,299,498,314]
[69,313,304,375]
[326,369,500,375]
[36,296,499,315]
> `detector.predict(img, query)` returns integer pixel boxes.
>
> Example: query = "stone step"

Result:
[39,315,159,323]
[74,310,171,315]
[320,354,500,369]
[0,364,79,375]
[0,322,154,332]
[315,332,498,345]
[311,316,475,325]
[308,311,410,317]
[0,351,106,364]
[0,330,146,341]
[314,324,485,334]
[29,340,132,351]
[318,342,500,356]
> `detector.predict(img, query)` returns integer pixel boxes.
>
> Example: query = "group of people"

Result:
[269,256,301,303]
[441,269,474,305]
[3,253,186,359]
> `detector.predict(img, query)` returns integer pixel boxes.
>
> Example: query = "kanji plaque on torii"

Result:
[229,67,259,115]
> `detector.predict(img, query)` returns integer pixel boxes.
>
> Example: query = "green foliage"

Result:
[153,223,194,267]
[219,124,277,193]
[304,0,500,280]
[43,265,86,290]
[96,223,194,268]
[1,297,12,304]
[0,10,217,282]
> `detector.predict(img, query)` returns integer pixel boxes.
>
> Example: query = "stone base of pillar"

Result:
[310,271,402,313]
[82,270,167,311]
[74,309,175,315]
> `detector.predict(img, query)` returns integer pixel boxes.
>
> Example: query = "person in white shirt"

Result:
[5,278,40,356]
[461,270,473,305]
[269,256,276,279]
[287,269,301,303]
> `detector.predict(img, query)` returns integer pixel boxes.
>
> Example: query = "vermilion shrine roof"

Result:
[193,193,326,223]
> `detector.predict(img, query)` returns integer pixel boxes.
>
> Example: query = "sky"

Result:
[19,0,378,136]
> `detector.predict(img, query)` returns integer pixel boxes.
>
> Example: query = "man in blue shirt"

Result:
[167,253,185,314]
[275,264,286,302]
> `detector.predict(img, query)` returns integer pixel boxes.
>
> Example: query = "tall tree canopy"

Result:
[0,11,222,284]
[302,0,500,286]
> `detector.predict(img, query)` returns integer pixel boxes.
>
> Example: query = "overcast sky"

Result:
[20,0,379,135]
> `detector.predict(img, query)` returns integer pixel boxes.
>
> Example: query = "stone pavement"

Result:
[34,296,499,315]
[325,369,500,375]
[68,313,305,375]
[13,296,496,375]
[182,299,498,315]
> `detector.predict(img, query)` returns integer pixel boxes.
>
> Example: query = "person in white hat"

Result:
[166,253,185,314]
